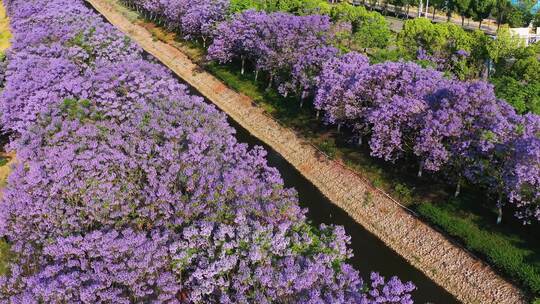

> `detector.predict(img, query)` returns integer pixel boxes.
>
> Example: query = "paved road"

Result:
[358,2,498,35]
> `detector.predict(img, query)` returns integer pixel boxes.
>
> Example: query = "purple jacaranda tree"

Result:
[278,45,338,107]
[314,52,369,127]
[180,0,229,47]
[503,114,540,223]
[348,62,446,163]
[415,81,519,198]
[207,10,268,76]
[208,10,338,102]
[317,60,446,163]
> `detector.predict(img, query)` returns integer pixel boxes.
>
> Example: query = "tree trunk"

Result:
[496,195,503,224]
[254,69,259,81]
[406,5,410,19]
[241,56,245,75]
[483,59,490,80]
[337,123,342,133]
[299,91,307,108]
[461,16,465,26]
[358,136,363,146]
[432,8,436,20]
[417,161,423,178]
[266,73,273,91]
[425,0,429,16]
[316,110,320,120]
[454,179,461,197]
[479,19,482,29]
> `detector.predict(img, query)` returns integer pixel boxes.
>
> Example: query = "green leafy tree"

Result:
[507,43,540,82]
[487,25,524,65]
[398,18,491,78]
[230,0,332,15]
[429,0,447,19]
[330,2,365,21]
[352,11,393,49]
[471,0,495,28]
[452,0,472,25]
[397,18,448,57]
[469,29,491,78]
[494,0,512,28]
[534,11,540,27]
[229,0,259,13]
[493,76,540,114]
[331,4,392,50]
[503,5,533,27]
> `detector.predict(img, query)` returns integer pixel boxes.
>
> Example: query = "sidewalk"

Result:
[86,0,526,303]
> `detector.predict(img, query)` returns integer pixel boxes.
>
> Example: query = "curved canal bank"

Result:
[85,0,527,302]
[226,114,458,303]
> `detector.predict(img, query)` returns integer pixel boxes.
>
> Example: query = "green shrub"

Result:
[394,183,413,203]
[318,140,337,159]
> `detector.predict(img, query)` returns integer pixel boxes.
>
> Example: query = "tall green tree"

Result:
[471,0,495,28]
[429,0,447,19]
[330,3,392,50]
[534,10,540,27]
[453,0,472,25]
[503,5,533,27]
[494,0,512,29]
[352,11,393,49]
[397,18,448,57]
[487,25,524,65]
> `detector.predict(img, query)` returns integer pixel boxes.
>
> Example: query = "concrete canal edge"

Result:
[86,0,527,302]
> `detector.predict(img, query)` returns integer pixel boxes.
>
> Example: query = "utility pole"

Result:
[418,0,423,17]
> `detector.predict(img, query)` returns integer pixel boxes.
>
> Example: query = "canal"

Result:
[223,111,460,304]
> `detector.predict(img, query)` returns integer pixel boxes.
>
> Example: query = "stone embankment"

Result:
[86,0,527,302]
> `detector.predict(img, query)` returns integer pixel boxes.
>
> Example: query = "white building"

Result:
[509,27,540,46]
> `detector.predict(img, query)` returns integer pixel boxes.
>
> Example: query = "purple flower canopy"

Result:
[0,0,416,303]
[208,9,339,99]
[316,53,540,223]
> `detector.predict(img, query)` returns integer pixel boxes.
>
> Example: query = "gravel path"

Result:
[86,1,527,302]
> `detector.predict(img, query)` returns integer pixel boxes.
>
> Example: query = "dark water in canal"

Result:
[225,115,460,304]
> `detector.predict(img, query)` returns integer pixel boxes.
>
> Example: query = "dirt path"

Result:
[86,0,526,303]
